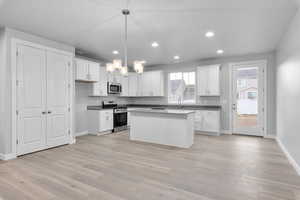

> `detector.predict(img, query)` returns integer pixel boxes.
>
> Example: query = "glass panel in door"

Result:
[232,64,264,136]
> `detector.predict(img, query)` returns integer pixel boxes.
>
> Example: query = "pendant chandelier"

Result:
[106,9,144,76]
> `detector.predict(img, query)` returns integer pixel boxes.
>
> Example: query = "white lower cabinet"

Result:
[194,110,220,135]
[88,110,113,134]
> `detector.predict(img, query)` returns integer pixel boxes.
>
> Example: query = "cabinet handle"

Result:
[42,111,47,115]
[232,104,236,111]
[48,111,52,114]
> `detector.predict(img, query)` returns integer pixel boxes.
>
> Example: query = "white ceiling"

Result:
[0,0,298,66]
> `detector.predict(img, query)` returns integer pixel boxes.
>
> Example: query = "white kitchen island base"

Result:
[129,109,195,148]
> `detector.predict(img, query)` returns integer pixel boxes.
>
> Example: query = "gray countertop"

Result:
[87,104,221,111]
[129,108,195,115]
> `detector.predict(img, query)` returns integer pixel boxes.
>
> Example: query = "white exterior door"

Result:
[16,45,47,155]
[231,61,266,136]
[46,51,71,147]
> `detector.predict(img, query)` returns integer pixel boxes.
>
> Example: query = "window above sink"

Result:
[168,71,196,104]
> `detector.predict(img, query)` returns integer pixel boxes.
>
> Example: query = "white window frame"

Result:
[167,70,196,105]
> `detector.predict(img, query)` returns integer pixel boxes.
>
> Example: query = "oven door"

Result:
[114,112,128,128]
[108,83,122,94]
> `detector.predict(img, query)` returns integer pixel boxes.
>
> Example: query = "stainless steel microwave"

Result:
[107,82,122,94]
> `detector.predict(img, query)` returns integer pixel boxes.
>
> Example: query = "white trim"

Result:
[264,135,276,139]
[11,38,75,157]
[228,60,267,137]
[276,137,300,176]
[221,130,232,135]
[0,153,17,161]
[75,131,89,137]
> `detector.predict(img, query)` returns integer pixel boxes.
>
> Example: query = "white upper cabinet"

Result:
[75,58,88,81]
[141,72,152,96]
[120,75,129,96]
[91,70,164,97]
[151,71,165,96]
[88,61,100,82]
[140,71,164,97]
[75,58,100,82]
[91,67,108,96]
[128,73,138,96]
[197,65,220,96]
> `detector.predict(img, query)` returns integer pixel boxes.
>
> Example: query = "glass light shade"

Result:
[106,63,114,72]
[134,61,142,71]
[120,66,128,76]
[113,59,122,70]
[137,65,144,74]
[134,61,144,74]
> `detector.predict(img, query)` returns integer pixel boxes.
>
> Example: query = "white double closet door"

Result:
[16,44,72,156]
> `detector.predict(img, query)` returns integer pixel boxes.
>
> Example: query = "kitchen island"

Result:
[129,108,195,148]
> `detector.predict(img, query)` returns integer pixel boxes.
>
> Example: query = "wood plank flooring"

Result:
[0,131,300,200]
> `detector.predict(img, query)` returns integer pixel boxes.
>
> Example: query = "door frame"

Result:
[11,38,75,157]
[228,60,267,137]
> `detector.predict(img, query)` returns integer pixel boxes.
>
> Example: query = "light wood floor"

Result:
[0,132,300,200]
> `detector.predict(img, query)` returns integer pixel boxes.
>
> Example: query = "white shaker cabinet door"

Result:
[202,111,220,133]
[208,65,220,96]
[151,71,164,96]
[194,110,220,134]
[128,73,138,96]
[88,61,100,82]
[91,67,108,96]
[16,45,47,155]
[75,59,89,81]
[197,67,208,96]
[197,65,220,96]
[46,51,71,148]
[120,76,129,96]
[99,110,113,132]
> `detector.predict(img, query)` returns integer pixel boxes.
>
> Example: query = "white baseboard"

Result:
[264,135,276,139]
[75,131,88,137]
[276,138,300,176]
[221,130,232,135]
[0,153,17,161]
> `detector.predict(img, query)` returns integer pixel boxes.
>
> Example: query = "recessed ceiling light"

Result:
[205,31,215,38]
[174,55,180,60]
[112,50,119,55]
[151,42,159,48]
[217,49,224,54]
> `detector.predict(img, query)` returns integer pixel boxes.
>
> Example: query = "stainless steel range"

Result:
[102,101,128,132]
[113,105,128,132]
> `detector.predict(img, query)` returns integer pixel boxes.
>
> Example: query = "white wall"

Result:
[0,27,75,155]
[276,8,300,169]
[129,52,276,136]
